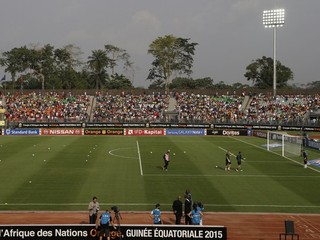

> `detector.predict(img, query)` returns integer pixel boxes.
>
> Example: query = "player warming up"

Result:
[225,150,231,171]
[236,151,245,171]
[163,150,170,171]
[302,149,308,169]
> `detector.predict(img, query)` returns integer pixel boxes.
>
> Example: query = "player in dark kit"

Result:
[302,150,308,169]
[225,150,231,171]
[163,150,170,171]
[236,151,245,171]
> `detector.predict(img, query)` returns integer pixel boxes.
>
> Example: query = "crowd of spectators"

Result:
[175,92,244,123]
[245,94,319,125]
[92,92,169,122]
[1,91,319,126]
[173,92,320,125]
[4,91,91,123]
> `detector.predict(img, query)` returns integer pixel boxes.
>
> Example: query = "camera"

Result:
[111,206,120,213]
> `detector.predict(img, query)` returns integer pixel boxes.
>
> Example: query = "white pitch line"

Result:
[143,174,320,178]
[204,204,320,208]
[1,203,319,208]
[108,148,137,159]
[230,137,320,173]
[218,146,236,157]
[136,140,143,176]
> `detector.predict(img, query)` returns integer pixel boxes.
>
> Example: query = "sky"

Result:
[0,0,319,88]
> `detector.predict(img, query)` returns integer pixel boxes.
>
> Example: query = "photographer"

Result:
[111,206,122,227]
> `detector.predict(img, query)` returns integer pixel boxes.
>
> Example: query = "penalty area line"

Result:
[230,136,320,174]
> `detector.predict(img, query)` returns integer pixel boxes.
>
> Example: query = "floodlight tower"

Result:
[263,9,285,96]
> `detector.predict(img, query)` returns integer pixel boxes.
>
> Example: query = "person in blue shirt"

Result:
[150,203,162,224]
[188,202,203,225]
[196,201,204,225]
[96,209,115,240]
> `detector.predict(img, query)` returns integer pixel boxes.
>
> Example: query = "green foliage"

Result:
[0,44,87,90]
[0,43,133,90]
[147,35,198,91]
[105,44,133,75]
[0,46,30,89]
[244,56,294,88]
[232,82,250,89]
[169,77,214,89]
[148,79,165,90]
[106,73,133,89]
[306,81,320,89]
[87,49,112,90]
[213,81,229,89]
[170,77,195,89]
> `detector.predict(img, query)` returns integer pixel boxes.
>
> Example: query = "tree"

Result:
[147,35,198,92]
[104,44,133,76]
[106,73,133,89]
[53,45,84,89]
[169,77,214,89]
[244,56,293,88]
[1,44,86,91]
[26,44,56,91]
[170,77,195,89]
[0,46,29,89]
[194,77,214,89]
[232,82,250,89]
[148,79,164,90]
[87,49,112,90]
[213,81,229,89]
[306,81,320,89]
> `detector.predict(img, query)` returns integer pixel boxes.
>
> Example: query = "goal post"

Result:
[267,131,303,157]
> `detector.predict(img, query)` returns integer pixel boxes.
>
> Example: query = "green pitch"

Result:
[0,135,319,213]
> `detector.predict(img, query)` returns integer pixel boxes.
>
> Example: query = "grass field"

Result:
[0,135,319,213]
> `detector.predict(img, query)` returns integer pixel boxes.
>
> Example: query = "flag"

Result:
[1,75,5,81]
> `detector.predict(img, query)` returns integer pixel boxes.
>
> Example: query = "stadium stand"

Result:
[1,91,320,126]
[92,91,169,122]
[4,91,90,123]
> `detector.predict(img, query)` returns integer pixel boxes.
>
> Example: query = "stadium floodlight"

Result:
[263,9,285,96]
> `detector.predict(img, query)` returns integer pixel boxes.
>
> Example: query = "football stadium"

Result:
[0,91,320,240]
[1,1,320,240]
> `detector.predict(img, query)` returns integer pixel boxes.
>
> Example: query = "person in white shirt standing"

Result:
[88,196,100,224]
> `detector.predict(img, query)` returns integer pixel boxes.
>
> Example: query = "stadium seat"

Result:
[279,220,299,240]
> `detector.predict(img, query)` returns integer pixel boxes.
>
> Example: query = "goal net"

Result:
[267,131,303,157]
